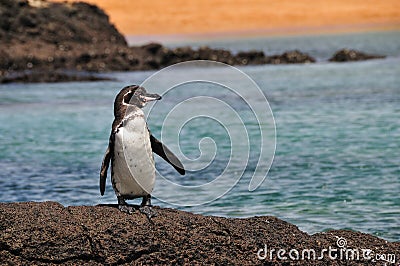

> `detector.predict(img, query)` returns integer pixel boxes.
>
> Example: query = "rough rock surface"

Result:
[266,50,316,64]
[0,202,398,265]
[329,49,386,62]
[0,0,126,46]
[0,0,129,82]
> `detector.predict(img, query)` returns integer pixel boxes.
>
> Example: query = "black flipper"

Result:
[150,134,185,175]
[100,136,113,195]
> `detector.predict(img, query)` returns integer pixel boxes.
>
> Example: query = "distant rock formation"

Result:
[136,44,316,69]
[0,0,127,82]
[0,0,126,46]
[1,202,399,265]
[329,49,386,62]
[266,50,316,64]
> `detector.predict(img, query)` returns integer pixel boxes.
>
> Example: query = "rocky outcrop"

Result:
[266,50,316,64]
[0,0,126,46]
[133,45,316,69]
[329,49,386,62]
[0,202,399,265]
[0,0,128,82]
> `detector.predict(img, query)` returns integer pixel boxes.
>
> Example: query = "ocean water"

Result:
[1,31,399,241]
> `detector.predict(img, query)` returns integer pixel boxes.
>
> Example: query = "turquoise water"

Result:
[1,31,399,241]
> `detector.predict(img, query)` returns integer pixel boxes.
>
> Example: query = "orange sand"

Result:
[52,0,400,36]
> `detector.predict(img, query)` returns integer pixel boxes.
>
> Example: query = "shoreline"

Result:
[1,201,399,265]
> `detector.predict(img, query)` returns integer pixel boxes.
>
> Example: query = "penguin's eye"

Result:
[134,89,144,97]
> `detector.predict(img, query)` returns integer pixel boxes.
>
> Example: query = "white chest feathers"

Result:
[112,110,155,197]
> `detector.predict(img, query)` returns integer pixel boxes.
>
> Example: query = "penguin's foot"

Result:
[139,195,157,220]
[117,196,135,214]
[118,204,135,214]
[139,205,157,219]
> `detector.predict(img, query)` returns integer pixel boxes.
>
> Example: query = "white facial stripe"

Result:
[122,91,133,105]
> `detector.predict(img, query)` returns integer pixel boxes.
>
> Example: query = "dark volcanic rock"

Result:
[0,0,126,46]
[329,49,386,62]
[141,42,163,55]
[266,50,316,64]
[0,202,399,265]
[236,50,267,65]
[161,46,197,66]
[197,46,236,65]
[0,0,130,81]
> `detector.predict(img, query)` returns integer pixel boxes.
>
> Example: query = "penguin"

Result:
[100,85,185,217]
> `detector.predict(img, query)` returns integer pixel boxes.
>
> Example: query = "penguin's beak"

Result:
[143,93,162,102]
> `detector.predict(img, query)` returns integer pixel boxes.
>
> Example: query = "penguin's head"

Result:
[116,85,162,111]
[129,86,162,108]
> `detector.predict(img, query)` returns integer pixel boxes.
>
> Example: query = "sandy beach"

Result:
[52,0,400,36]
